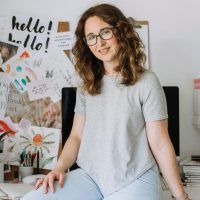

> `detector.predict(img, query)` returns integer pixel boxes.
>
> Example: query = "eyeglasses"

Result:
[84,27,115,46]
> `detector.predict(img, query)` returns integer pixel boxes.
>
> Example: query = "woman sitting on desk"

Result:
[22,3,190,200]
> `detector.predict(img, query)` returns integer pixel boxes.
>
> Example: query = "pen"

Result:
[20,149,37,167]
[36,150,40,174]
[31,151,36,166]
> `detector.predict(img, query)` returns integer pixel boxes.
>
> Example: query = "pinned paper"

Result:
[1,50,38,93]
[193,78,200,129]
[0,72,10,118]
[18,118,31,131]
[5,84,26,123]
[50,31,75,51]
[27,79,54,101]
[7,14,58,53]
[2,116,18,132]
[32,51,77,102]
[0,40,18,66]
[3,125,61,169]
[22,95,62,129]
[0,16,8,42]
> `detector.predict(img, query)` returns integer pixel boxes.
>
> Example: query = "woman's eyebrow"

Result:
[85,32,94,37]
[85,27,112,37]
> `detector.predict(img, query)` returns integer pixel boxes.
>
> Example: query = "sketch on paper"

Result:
[0,118,17,165]
[32,51,77,102]
[1,50,38,93]
[3,125,61,170]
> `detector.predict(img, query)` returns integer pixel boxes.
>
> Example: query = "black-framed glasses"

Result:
[84,27,115,46]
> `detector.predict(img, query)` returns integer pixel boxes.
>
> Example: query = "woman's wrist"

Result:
[53,162,66,172]
[172,191,190,200]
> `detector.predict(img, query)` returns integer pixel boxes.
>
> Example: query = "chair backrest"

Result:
[163,86,180,157]
[62,87,79,170]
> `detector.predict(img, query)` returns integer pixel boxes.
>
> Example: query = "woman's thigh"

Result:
[22,168,103,200]
[104,165,162,200]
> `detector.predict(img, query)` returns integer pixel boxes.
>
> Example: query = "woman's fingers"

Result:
[48,176,55,193]
[42,176,49,194]
[58,173,64,188]
[34,171,65,194]
[34,178,44,189]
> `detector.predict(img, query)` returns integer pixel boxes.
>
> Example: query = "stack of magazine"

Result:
[180,156,200,187]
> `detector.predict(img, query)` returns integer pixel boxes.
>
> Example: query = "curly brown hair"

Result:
[72,4,146,95]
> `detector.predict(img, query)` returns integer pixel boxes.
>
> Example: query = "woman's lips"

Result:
[98,47,109,55]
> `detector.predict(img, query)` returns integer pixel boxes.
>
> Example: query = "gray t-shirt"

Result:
[74,70,168,197]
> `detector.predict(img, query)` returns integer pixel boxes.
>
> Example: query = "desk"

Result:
[162,187,200,200]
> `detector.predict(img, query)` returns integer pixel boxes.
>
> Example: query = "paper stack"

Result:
[0,183,34,200]
[180,156,200,187]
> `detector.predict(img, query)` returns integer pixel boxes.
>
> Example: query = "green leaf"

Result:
[20,135,29,140]
[7,143,16,152]
[43,132,55,140]
[41,156,56,168]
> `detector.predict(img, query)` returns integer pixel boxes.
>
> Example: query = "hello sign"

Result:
[8,14,57,53]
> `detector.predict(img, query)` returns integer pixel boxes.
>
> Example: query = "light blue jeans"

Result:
[22,165,162,200]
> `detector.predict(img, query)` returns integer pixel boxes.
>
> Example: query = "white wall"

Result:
[1,0,200,159]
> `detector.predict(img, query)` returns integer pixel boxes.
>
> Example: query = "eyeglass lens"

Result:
[85,28,113,46]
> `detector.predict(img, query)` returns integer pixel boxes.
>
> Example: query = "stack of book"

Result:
[180,156,200,187]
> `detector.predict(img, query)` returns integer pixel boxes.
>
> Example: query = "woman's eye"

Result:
[101,29,110,35]
[87,35,96,41]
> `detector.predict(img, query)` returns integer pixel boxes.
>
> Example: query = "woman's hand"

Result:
[172,191,191,200]
[35,169,65,193]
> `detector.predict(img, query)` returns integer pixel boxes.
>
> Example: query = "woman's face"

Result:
[84,16,119,69]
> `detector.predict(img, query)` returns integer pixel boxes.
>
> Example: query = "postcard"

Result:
[27,79,54,101]
[50,31,75,51]
[0,72,10,118]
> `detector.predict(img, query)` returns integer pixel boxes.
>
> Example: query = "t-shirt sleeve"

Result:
[74,87,86,115]
[142,72,168,122]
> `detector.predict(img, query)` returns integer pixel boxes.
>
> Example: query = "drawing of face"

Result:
[84,16,119,69]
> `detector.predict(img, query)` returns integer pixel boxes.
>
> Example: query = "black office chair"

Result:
[62,87,79,170]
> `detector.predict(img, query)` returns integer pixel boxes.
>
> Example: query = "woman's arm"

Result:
[146,119,187,199]
[55,113,85,172]
[40,113,85,193]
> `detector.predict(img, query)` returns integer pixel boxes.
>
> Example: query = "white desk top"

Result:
[162,187,200,200]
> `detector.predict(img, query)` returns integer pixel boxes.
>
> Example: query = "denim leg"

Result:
[104,165,162,200]
[22,168,103,200]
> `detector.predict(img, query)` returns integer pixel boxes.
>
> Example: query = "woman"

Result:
[22,4,190,200]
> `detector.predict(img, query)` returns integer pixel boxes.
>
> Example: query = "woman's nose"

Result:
[96,36,106,46]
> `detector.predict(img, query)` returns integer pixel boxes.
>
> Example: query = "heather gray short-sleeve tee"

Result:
[74,70,168,197]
